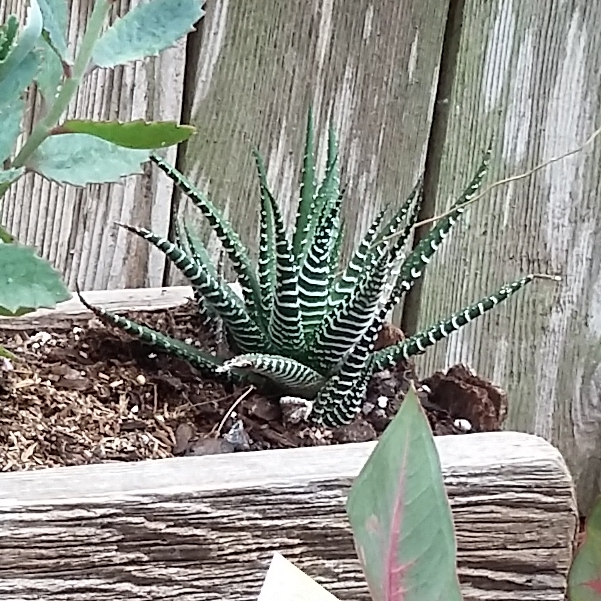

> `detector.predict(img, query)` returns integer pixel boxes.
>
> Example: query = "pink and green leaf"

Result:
[346,386,462,601]
[58,119,196,149]
[569,498,601,601]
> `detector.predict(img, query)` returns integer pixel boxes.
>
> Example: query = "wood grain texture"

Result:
[169,0,449,284]
[0,285,193,330]
[0,432,577,601]
[0,0,188,290]
[405,1,601,513]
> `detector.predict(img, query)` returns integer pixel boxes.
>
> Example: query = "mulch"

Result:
[0,301,508,471]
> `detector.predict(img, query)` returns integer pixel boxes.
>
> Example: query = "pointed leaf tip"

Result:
[60,119,196,149]
[346,386,462,601]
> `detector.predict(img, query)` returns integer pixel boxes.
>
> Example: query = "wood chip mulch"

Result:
[0,302,508,472]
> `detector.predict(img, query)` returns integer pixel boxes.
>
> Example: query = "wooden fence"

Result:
[2,1,601,512]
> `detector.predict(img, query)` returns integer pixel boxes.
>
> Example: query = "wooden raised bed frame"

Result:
[0,287,579,601]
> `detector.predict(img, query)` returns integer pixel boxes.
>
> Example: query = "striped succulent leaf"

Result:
[299,122,340,265]
[307,251,391,372]
[310,314,382,427]
[77,290,224,375]
[178,219,224,340]
[372,274,535,372]
[327,206,388,309]
[375,176,423,245]
[253,149,277,322]
[219,353,326,397]
[327,217,345,291]
[298,194,342,336]
[292,106,317,260]
[150,153,262,319]
[119,224,272,355]
[327,178,422,312]
[383,145,492,313]
[267,187,305,354]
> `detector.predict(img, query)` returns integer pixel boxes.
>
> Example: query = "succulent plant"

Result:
[79,110,538,427]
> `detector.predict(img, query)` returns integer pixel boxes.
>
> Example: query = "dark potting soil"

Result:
[0,301,508,471]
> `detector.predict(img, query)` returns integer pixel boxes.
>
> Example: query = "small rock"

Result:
[454,418,472,432]
[188,437,235,456]
[248,397,281,422]
[173,423,195,455]
[279,396,313,424]
[333,420,377,443]
[224,419,252,451]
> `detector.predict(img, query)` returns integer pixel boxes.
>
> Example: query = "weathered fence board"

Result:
[0,432,577,601]
[404,0,601,513]
[171,0,450,284]
[0,0,188,290]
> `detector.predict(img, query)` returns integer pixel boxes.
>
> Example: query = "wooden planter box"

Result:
[0,288,579,601]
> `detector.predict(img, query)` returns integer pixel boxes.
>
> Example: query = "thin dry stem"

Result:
[213,386,255,437]
[414,123,601,229]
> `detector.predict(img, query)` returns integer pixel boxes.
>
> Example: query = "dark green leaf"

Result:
[60,119,196,149]
[28,133,150,185]
[0,243,71,314]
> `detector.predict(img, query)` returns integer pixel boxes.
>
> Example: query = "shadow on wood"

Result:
[0,432,577,601]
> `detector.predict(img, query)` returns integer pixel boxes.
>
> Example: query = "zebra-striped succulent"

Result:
[79,110,538,428]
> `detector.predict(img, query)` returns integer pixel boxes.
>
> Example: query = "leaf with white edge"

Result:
[0,168,25,185]
[38,0,69,62]
[92,0,205,68]
[0,50,39,109]
[258,552,339,601]
[28,133,150,185]
[0,244,71,315]
[60,119,196,149]
[0,98,25,163]
[346,386,462,601]
[35,36,64,102]
[0,0,43,88]
[568,496,601,601]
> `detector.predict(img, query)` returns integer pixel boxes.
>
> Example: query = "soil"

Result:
[0,301,508,471]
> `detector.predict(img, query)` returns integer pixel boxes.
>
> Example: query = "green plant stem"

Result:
[0,0,112,203]
[0,344,17,361]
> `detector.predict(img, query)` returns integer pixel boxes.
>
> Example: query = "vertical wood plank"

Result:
[0,0,189,289]
[172,0,451,282]
[410,0,601,513]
